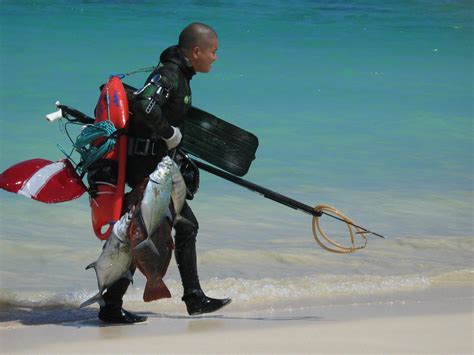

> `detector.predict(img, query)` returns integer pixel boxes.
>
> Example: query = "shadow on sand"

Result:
[0,306,98,327]
[1,306,324,328]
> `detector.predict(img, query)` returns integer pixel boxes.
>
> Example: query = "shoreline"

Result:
[1,282,472,354]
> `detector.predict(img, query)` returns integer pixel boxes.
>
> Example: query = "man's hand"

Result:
[163,126,182,150]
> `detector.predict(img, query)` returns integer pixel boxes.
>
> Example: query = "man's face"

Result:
[192,36,218,73]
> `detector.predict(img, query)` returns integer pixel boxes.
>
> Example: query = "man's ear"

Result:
[191,46,200,59]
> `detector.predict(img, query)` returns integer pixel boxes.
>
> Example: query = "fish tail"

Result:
[79,293,105,308]
[143,280,171,302]
[85,261,97,270]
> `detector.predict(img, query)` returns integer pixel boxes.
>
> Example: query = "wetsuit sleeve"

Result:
[132,69,178,139]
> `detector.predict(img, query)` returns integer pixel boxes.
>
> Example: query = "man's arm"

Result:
[132,72,181,148]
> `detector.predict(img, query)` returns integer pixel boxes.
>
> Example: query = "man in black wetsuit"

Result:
[98,23,231,324]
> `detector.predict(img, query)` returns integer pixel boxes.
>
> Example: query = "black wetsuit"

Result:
[102,46,201,311]
[126,45,194,187]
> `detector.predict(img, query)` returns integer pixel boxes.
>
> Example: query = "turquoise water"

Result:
[0,1,472,311]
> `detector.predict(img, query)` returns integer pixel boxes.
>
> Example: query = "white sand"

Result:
[1,283,472,354]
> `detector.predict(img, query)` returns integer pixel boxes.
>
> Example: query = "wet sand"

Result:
[1,282,472,354]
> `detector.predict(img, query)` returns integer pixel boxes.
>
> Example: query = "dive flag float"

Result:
[0,158,86,203]
[0,77,385,252]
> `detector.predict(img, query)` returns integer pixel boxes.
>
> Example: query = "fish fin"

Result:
[173,215,196,228]
[164,208,173,224]
[85,261,97,271]
[79,292,104,308]
[134,238,160,257]
[85,262,104,294]
[143,280,171,302]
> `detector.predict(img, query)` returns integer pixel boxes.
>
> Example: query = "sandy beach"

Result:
[1,282,472,354]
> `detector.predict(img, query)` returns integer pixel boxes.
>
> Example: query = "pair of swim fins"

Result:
[180,106,258,177]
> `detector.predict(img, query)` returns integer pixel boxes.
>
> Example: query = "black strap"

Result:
[128,137,162,156]
[109,128,127,140]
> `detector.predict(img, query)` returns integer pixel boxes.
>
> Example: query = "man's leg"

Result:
[174,202,231,315]
[98,267,147,324]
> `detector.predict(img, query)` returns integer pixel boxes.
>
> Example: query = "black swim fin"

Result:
[180,107,259,177]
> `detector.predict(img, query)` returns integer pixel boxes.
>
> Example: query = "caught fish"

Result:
[170,160,186,216]
[138,156,173,236]
[129,156,174,302]
[131,209,174,302]
[80,212,133,308]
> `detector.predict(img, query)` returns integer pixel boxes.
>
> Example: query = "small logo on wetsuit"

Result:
[184,95,191,105]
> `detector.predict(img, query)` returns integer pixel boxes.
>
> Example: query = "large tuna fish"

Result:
[129,156,175,302]
[80,212,133,308]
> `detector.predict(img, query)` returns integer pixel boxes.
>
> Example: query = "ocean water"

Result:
[0,1,472,313]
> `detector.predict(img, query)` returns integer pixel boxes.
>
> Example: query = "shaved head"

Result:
[178,22,217,53]
[178,22,218,73]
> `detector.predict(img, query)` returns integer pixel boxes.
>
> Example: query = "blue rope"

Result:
[57,143,77,166]
[112,66,156,79]
[73,121,117,173]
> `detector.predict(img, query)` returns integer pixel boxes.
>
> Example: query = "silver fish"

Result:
[139,156,173,236]
[80,212,133,308]
[170,161,186,216]
[129,156,174,302]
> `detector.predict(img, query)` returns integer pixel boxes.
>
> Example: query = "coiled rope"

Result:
[73,121,118,174]
[312,205,368,253]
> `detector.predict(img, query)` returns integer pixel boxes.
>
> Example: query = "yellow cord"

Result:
[312,205,367,253]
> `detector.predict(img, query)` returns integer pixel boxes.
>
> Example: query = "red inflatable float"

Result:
[90,76,129,240]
